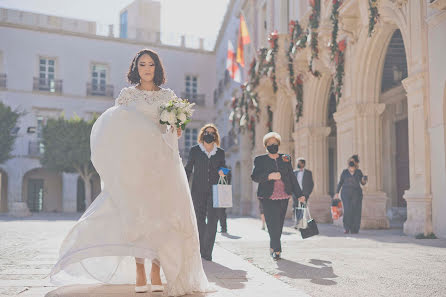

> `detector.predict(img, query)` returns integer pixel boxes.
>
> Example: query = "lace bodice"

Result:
[114,86,176,124]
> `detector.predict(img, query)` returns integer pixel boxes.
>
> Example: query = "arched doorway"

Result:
[379,29,409,226]
[76,174,101,212]
[327,86,338,198]
[0,169,8,212]
[22,168,62,212]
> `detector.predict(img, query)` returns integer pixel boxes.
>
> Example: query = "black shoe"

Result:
[271,252,281,261]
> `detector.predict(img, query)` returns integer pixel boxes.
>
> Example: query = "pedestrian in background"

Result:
[293,157,314,228]
[251,132,305,260]
[185,124,229,261]
[335,154,368,234]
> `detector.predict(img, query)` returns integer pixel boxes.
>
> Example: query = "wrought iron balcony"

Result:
[181,92,205,106]
[33,77,63,93]
[28,140,45,157]
[0,73,6,88]
[86,82,114,97]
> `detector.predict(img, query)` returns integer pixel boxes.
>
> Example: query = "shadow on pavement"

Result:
[220,233,242,239]
[275,258,338,286]
[203,260,247,290]
[0,212,82,221]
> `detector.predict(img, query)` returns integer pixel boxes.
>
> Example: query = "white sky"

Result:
[0,0,229,43]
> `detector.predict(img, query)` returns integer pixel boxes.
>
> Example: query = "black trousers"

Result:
[217,208,227,232]
[262,198,289,253]
[341,189,363,233]
[191,191,218,259]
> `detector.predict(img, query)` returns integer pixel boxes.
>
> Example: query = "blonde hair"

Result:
[263,132,281,147]
[197,123,221,146]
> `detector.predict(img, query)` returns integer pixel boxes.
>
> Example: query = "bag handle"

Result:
[299,202,313,220]
[218,176,228,185]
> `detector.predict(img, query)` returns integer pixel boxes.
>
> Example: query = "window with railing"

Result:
[87,64,114,97]
[28,116,46,157]
[183,128,198,159]
[34,57,62,93]
[185,75,198,96]
[183,75,204,105]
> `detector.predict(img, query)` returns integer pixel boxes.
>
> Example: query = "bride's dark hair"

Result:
[127,49,166,86]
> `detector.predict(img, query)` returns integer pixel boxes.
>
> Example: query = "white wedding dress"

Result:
[49,86,210,296]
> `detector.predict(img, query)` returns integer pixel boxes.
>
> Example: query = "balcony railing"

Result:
[86,82,114,97]
[33,77,63,93]
[0,74,6,88]
[28,140,45,157]
[181,92,205,106]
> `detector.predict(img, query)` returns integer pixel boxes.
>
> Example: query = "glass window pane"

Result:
[49,60,55,65]
[40,59,46,65]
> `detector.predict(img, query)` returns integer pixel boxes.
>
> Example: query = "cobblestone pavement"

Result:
[0,213,307,297]
[1,213,445,297]
[215,217,446,297]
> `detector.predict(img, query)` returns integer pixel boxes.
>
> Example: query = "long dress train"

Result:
[49,86,210,296]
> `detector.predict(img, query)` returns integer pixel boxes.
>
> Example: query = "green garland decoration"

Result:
[308,0,321,77]
[368,0,379,37]
[330,0,346,103]
[267,31,279,93]
[288,20,306,122]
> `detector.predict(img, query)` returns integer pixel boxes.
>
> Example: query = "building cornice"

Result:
[0,22,215,55]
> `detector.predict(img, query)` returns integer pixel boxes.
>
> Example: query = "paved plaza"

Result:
[0,213,445,297]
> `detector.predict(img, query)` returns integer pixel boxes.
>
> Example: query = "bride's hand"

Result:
[177,128,182,137]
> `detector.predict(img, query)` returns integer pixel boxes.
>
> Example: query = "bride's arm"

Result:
[114,88,130,106]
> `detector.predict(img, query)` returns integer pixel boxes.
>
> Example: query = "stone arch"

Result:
[272,88,295,155]
[22,168,62,212]
[353,2,410,104]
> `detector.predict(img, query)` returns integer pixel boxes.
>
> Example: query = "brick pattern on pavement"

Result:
[0,213,308,297]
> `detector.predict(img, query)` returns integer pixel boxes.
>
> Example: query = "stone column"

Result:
[7,165,31,217]
[307,126,333,223]
[239,131,253,216]
[334,103,390,229]
[402,72,433,235]
[62,172,78,213]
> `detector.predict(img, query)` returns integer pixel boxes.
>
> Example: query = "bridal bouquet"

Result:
[159,97,195,130]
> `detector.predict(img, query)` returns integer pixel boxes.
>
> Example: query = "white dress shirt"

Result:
[296,168,305,190]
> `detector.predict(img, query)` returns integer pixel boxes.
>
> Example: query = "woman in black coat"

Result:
[251,132,305,260]
[335,155,368,234]
[184,124,228,261]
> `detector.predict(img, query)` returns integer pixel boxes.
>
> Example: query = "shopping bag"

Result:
[212,176,233,208]
[331,198,343,220]
[295,202,306,229]
[299,205,319,239]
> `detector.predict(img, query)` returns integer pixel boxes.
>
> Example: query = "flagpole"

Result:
[239,9,258,61]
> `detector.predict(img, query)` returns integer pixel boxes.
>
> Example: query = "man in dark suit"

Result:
[293,157,314,227]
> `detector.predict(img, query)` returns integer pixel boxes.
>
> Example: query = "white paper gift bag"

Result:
[212,176,233,208]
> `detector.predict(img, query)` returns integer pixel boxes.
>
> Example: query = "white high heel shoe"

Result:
[151,284,164,292]
[135,285,149,293]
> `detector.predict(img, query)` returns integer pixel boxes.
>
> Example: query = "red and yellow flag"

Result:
[236,14,251,68]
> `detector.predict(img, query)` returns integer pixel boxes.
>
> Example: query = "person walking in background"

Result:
[185,124,229,261]
[251,132,305,260]
[217,207,227,233]
[335,154,368,234]
[293,157,314,228]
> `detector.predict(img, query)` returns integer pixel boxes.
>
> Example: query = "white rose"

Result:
[167,111,177,125]
[178,112,187,123]
[160,110,169,122]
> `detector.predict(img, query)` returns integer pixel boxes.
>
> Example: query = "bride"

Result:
[49,49,210,296]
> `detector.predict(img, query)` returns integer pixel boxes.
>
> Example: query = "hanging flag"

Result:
[227,40,241,83]
[236,14,251,68]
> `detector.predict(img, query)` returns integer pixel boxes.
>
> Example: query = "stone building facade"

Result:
[215,0,446,238]
[0,2,216,216]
